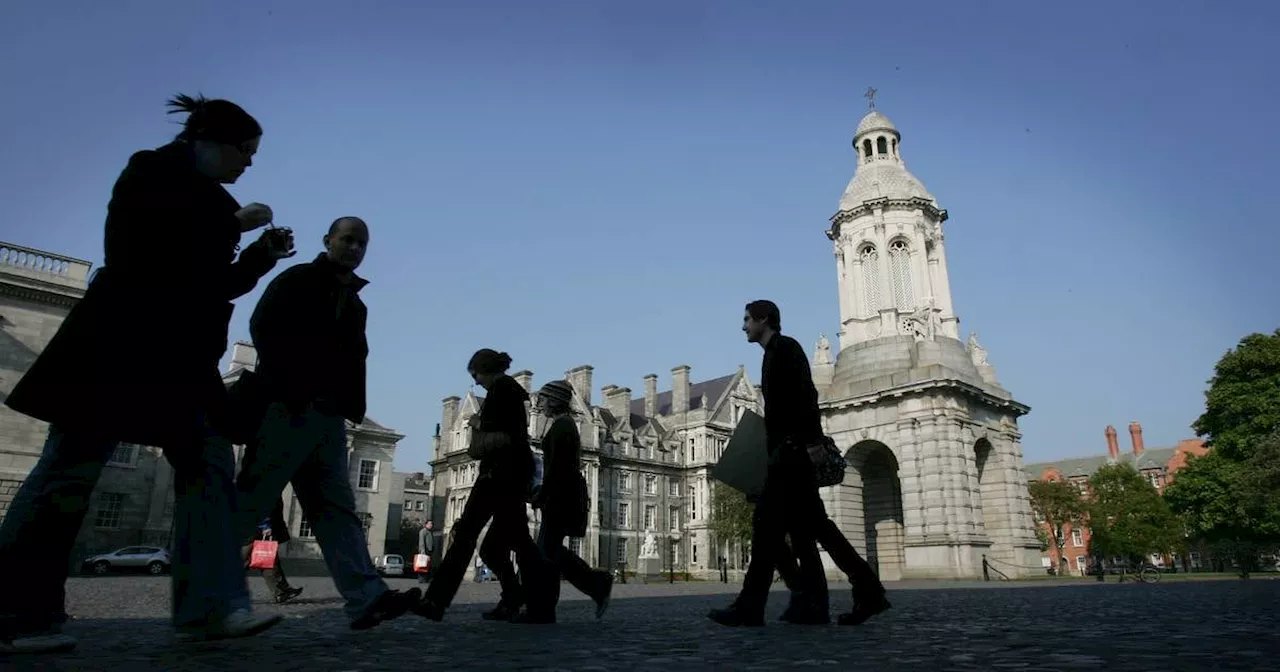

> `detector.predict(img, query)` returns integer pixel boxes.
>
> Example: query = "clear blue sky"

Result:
[2,1,1277,470]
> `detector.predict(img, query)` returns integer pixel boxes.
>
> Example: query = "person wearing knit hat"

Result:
[511,380,612,624]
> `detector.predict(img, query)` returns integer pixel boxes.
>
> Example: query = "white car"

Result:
[82,546,171,576]
[378,554,405,577]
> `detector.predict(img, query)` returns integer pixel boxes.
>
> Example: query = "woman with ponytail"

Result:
[414,349,547,622]
[0,94,293,653]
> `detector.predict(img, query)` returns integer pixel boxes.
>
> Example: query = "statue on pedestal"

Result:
[814,333,832,365]
[640,533,659,559]
[906,298,939,342]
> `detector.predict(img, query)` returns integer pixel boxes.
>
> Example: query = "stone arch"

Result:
[844,440,905,580]
[973,438,1004,546]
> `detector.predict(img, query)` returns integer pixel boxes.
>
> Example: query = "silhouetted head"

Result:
[325,217,369,271]
[537,379,574,416]
[467,349,512,390]
[167,93,262,184]
[743,299,781,344]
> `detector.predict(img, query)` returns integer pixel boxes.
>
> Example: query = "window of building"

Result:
[357,459,378,490]
[617,502,630,528]
[862,139,873,160]
[1189,552,1202,569]
[860,245,881,314]
[569,537,583,558]
[469,463,477,482]
[671,542,679,566]
[689,484,697,519]
[644,474,657,495]
[1147,471,1163,490]
[617,470,631,492]
[1071,529,1083,547]
[690,437,697,462]
[876,136,888,155]
[108,443,138,467]
[404,499,413,510]
[669,506,680,531]
[668,479,679,497]
[644,505,656,530]
[616,539,628,565]
[888,239,914,310]
[693,543,698,564]
[298,515,315,539]
[1075,555,1087,573]
[415,500,425,511]
[93,492,124,529]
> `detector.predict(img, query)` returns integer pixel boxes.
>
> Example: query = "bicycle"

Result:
[1117,562,1161,584]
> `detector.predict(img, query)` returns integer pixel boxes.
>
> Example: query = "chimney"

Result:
[1129,422,1145,456]
[1105,425,1119,459]
[566,365,594,407]
[513,370,533,392]
[643,374,658,417]
[441,396,461,435]
[604,386,631,422]
[671,365,691,414]
[228,341,257,373]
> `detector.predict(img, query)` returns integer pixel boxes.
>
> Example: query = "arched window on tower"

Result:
[888,239,914,310]
[877,137,888,155]
[860,245,881,314]
[862,139,873,161]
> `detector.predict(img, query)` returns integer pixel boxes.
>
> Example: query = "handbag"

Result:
[249,535,279,570]
[810,436,848,488]
[413,553,431,573]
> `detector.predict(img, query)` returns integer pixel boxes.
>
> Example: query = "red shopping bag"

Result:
[413,554,431,573]
[249,539,279,570]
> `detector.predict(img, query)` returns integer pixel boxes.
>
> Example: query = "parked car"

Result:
[82,546,171,576]
[377,554,405,577]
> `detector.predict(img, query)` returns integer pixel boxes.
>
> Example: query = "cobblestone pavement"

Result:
[4,576,1278,670]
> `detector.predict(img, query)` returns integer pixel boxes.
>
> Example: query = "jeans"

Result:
[529,516,608,615]
[736,450,830,614]
[426,475,543,610]
[775,517,886,604]
[0,423,251,634]
[235,402,386,621]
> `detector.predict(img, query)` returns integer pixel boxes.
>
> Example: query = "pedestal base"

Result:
[636,556,662,583]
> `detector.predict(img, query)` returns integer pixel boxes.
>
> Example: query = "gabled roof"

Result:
[628,374,736,417]
[1025,447,1179,481]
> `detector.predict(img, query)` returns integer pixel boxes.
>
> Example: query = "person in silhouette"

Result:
[414,349,546,622]
[514,379,613,624]
[234,217,421,631]
[0,94,292,653]
[708,300,890,627]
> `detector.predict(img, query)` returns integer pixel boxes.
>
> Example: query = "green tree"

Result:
[1087,463,1181,563]
[708,482,754,563]
[1193,330,1280,462]
[1027,479,1086,573]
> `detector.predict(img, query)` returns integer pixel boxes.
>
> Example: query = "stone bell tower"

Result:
[815,106,1042,580]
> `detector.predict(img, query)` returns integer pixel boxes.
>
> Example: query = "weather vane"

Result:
[864,87,878,110]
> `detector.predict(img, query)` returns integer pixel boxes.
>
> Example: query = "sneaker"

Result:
[836,595,891,626]
[0,631,78,654]
[350,588,421,631]
[593,572,614,621]
[274,586,304,604]
[174,609,283,643]
[707,605,765,628]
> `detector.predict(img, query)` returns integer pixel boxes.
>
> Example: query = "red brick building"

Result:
[1023,422,1208,575]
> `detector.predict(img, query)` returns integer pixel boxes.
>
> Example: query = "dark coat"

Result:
[760,333,824,456]
[537,415,589,536]
[475,375,534,484]
[248,254,368,424]
[5,142,278,448]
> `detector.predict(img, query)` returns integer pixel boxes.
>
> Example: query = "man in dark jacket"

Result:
[708,300,890,628]
[234,217,419,631]
[416,520,436,583]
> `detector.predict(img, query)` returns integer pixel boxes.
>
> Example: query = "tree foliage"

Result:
[708,482,754,550]
[1027,479,1086,566]
[1086,463,1181,561]
[1193,330,1280,461]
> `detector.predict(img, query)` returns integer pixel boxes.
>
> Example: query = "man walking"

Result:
[235,216,419,631]
[244,499,304,604]
[708,300,890,627]
[416,520,436,583]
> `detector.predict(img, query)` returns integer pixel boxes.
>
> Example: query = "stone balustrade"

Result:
[0,242,92,288]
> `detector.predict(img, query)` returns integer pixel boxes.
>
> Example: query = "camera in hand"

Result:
[263,227,295,256]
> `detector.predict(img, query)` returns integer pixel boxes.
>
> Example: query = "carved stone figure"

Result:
[640,533,659,558]
[968,332,989,367]
[905,298,939,342]
[814,333,832,365]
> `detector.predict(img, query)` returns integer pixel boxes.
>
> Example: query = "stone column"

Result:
[835,243,851,345]
[910,227,930,310]
[930,235,957,325]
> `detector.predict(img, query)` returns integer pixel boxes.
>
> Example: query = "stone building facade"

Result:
[430,364,762,578]
[814,109,1041,579]
[386,471,436,555]
[0,243,91,518]
[1024,422,1208,574]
